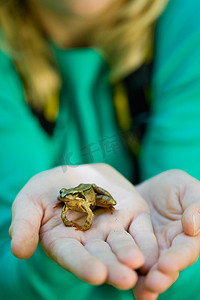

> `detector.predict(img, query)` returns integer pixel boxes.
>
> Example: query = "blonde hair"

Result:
[0,0,168,113]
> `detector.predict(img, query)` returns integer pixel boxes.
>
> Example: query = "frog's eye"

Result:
[59,188,68,197]
[60,192,67,197]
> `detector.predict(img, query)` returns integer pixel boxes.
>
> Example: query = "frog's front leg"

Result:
[78,203,94,231]
[61,204,74,227]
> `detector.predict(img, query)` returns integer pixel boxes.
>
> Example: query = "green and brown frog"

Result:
[58,183,116,231]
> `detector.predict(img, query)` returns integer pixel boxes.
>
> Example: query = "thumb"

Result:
[180,176,200,236]
[182,203,200,236]
[9,190,43,259]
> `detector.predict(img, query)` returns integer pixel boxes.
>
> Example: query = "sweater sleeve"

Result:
[0,49,52,241]
[140,0,200,180]
[0,50,53,298]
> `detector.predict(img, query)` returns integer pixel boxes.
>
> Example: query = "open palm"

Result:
[10,163,157,290]
[134,170,200,300]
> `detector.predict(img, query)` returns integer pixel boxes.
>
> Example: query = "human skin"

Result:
[9,164,157,290]
[27,0,120,47]
[133,170,200,300]
[31,0,117,17]
[9,165,200,297]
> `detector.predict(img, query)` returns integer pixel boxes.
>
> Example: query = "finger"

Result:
[106,229,145,269]
[182,203,200,236]
[133,276,159,300]
[157,233,200,274]
[85,239,138,290]
[45,237,107,285]
[144,265,179,294]
[129,212,159,273]
[9,192,43,259]
[144,233,200,293]
[181,177,200,236]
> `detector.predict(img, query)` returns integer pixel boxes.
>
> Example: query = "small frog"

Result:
[57,183,116,231]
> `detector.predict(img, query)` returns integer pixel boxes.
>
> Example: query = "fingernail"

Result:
[193,211,200,235]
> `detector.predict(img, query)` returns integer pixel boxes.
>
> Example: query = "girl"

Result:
[1,0,200,299]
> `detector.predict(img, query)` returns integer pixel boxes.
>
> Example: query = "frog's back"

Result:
[77,183,92,191]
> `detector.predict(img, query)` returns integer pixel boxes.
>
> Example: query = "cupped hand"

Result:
[133,170,200,300]
[9,163,157,290]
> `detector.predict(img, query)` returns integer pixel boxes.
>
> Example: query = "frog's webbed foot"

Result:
[61,204,74,227]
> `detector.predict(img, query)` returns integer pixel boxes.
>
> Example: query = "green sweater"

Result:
[1,0,200,299]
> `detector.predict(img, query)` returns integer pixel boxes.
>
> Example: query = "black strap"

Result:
[30,106,56,136]
[123,63,151,141]
[120,63,152,183]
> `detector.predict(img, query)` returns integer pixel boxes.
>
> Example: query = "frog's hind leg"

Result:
[92,184,114,199]
[92,184,116,206]
[78,203,94,231]
[95,195,116,209]
[61,204,74,227]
